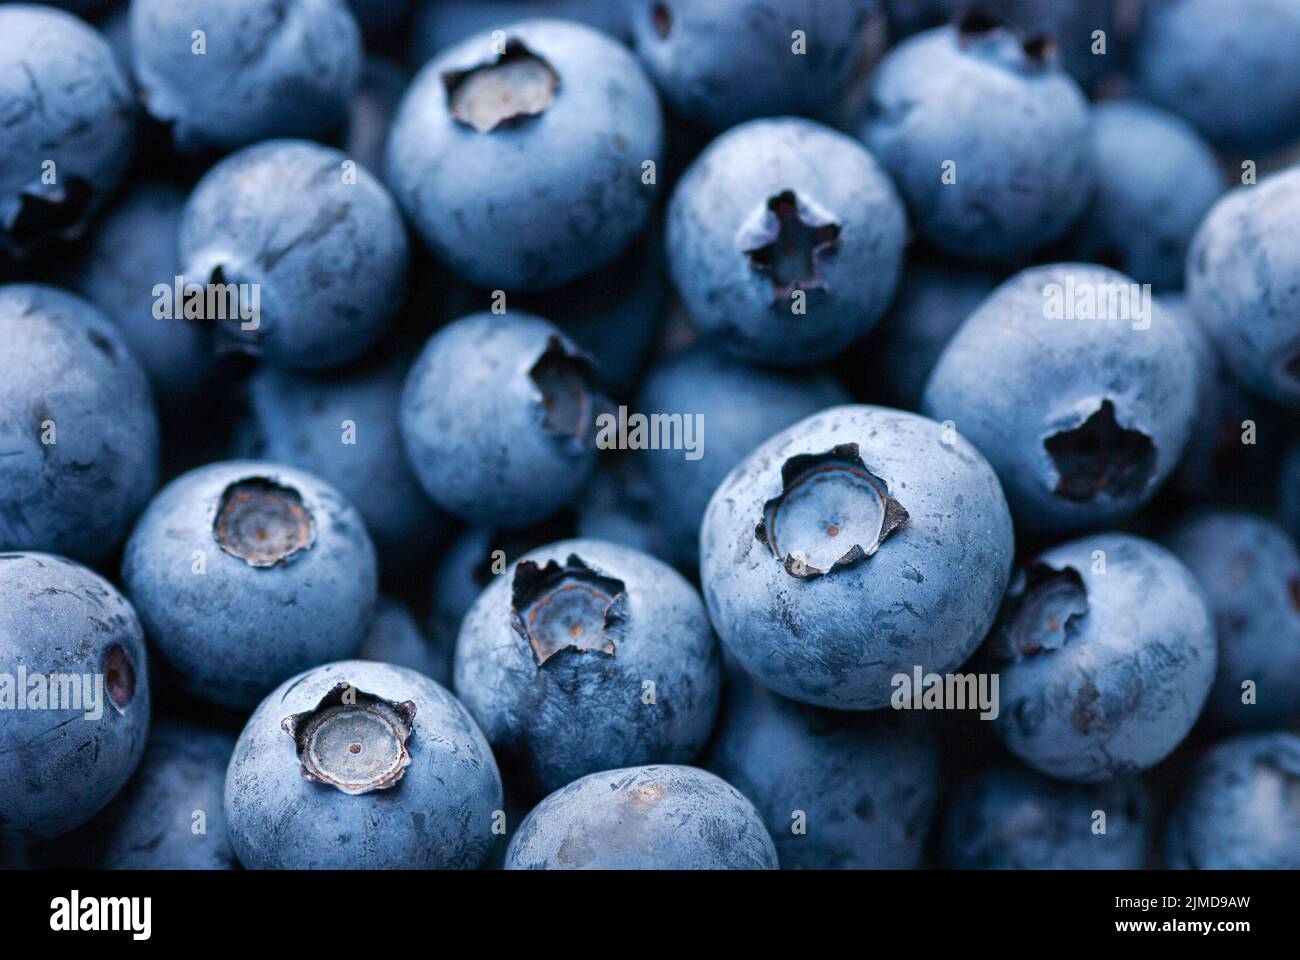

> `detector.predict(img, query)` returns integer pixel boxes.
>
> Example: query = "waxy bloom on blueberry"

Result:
[0,554,150,844]
[122,461,378,709]
[226,660,502,869]
[701,405,1014,710]
[988,533,1216,783]
[505,765,777,870]
[387,19,663,290]
[667,117,905,365]
[455,538,721,795]
[401,312,607,528]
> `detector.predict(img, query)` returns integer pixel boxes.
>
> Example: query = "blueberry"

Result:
[387,18,662,290]
[636,343,848,568]
[1133,0,1300,153]
[667,117,906,365]
[401,312,607,527]
[179,139,408,371]
[129,0,362,152]
[857,258,998,411]
[359,596,453,689]
[923,264,1199,536]
[225,659,502,869]
[706,672,939,869]
[0,553,150,843]
[67,180,215,405]
[1165,731,1300,869]
[701,404,1014,710]
[625,0,880,129]
[0,284,159,563]
[1187,166,1300,410]
[121,461,378,709]
[861,17,1093,263]
[0,5,134,257]
[239,350,447,568]
[455,537,721,794]
[1075,101,1226,292]
[988,533,1216,782]
[1165,510,1300,731]
[942,765,1150,870]
[504,764,778,869]
[42,720,237,869]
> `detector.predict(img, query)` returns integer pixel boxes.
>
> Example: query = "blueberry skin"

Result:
[0,554,150,844]
[705,674,939,869]
[401,312,605,527]
[1075,101,1226,293]
[989,533,1216,783]
[1187,167,1300,410]
[0,284,160,563]
[1165,511,1300,731]
[0,5,134,257]
[129,0,362,153]
[861,23,1093,263]
[923,264,1199,536]
[504,764,778,869]
[359,596,452,689]
[121,460,378,709]
[1133,0,1300,153]
[1165,732,1300,869]
[59,721,237,869]
[179,139,408,371]
[67,181,215,405]
[942,765,1150,870]
[387,19,662,291]
[701,404,1014,710]
[637,344,849,568]
[625,0,878,129]
[226,660,502,869]
[859,259,998,411]
[456,538,721,795]
[241,353,446,568]
[668,118,906,365]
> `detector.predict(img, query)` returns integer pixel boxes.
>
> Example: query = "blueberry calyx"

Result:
[529,336,603,447]
[993,562,1089,660]
[443,39,559,133]
[213,477,317,568]
[282,683,417,795]
[754,443,908,579]
[740,190,842,303]
[1289,577,1300,614]
[104,644,136,711]
[651,3,672,39]
[955,10,1056,66]
[0,177,96,258]
[510,554,626,666]
[1043,400,1156,503]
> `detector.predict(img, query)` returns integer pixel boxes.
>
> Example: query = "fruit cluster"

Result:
[2,0,1299,871]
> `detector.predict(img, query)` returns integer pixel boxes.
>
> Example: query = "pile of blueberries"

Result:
[2,0,1299,871]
